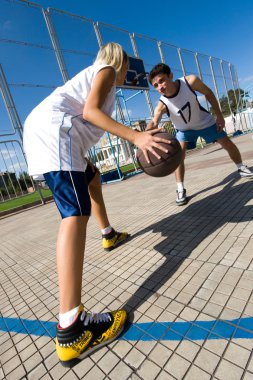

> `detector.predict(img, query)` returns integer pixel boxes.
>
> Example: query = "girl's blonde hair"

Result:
[94,42,128,73]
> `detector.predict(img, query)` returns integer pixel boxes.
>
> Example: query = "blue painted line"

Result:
[1,316,253,341]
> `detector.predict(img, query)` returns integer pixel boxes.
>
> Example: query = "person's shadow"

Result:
[124,172,253,313]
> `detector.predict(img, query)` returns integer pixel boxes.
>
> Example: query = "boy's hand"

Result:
[216,115,225,132]
[134,129,171,164]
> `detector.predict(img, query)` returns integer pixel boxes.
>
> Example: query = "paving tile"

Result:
[72,356,94,378]
[244,372,253,380]
[47,362,69,380]
[125,347,146,370]
[244,302,253,316]
[164,353,191,379]
[203,302,223,318]
[109,361,133,380]
[215,359,244,380]
[209,292,230,306]
[23,351,43,373]
[5,364,26,380]
[97,351,120,374]
[224,342,251,368]
[226,297,247,312]
[27,363,48,379]
[112,340,133,358]
[60,371,79,380]
[149,343,173,368]
[19,343,37,362]
[135,340,156,356]
[176,340,200,362]
[81,365,106,380]
[1,346,17,365]
[247,354,253,372]
[2,355,22,376]
[194,348,221,374]
[155,371,176,380]
[189,297,207,311]
[184,365,211,380]
[136,359,161,379]
[203,339,228,356]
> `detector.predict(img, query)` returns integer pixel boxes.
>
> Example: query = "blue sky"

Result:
[1,0,253,131]
[34,0,253,85]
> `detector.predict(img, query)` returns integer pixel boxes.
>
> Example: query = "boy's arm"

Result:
[146,101,167,130]
[186,75,225,131]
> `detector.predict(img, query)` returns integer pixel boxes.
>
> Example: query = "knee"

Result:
[180,148,186,161]
[219,138,234,151]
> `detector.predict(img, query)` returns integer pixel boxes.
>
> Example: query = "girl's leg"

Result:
[57,215,89,313]
[88,171,110,230]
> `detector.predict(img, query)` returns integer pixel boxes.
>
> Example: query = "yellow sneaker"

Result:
[56,304,128,367]
[102,228,129,251]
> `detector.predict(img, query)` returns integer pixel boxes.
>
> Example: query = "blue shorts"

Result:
[44,164,97,219]
[176,123,227,149]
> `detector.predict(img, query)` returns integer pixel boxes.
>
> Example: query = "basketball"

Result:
[136,131,182,177]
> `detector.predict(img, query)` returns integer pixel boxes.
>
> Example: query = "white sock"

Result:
[236,163,243,169]
[177,182,184,193]
[59,305,80,328]
[101,225,112,235]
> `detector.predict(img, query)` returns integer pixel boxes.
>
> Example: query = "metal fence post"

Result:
[157,41,165,63]
[93,22,104,47]
[177,48,186,76]
[220,60,234,129]
[0,64,23,141]
[195,53,209,110]
[43,8,70,83]
[130,33,154,117]
[228,63,245,131]
[209,57,222,111]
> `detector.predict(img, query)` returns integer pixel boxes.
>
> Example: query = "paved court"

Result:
[1,133,253,380]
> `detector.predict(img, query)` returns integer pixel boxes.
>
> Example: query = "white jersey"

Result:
[160,77,215,131]
[23,64,115,179]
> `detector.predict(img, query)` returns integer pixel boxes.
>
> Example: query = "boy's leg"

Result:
[217,136,242,164]
[87,168,129,250]
[174,140,188,205]
[217,136,253,177]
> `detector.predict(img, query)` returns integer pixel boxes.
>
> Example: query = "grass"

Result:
[120,163,140,173]
[0,189,52,213]
[101,163,140,174]
[0,164,140,213]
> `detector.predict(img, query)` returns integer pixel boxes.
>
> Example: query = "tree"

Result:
[210,88,246,117]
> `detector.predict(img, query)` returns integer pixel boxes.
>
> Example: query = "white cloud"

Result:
[239,75,253,85]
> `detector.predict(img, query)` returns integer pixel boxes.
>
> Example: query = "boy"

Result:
[147,63,253,205]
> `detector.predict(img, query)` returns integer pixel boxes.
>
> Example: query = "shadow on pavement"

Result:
[124,173,253,313]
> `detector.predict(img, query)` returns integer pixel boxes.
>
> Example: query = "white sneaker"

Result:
[176,189,188,206]
[238,165,253,178]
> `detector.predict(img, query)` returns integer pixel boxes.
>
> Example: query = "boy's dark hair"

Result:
[148,63,171,84]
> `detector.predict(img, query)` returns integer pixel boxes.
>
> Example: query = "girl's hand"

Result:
[133,128,171,164]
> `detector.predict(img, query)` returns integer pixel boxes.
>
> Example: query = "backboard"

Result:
[119,56,149,90]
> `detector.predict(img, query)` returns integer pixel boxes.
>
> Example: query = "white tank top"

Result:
[23,64,116,179]
[160,77,215,131]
